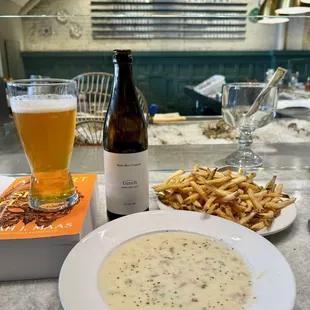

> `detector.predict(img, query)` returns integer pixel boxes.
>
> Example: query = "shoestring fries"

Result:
[153,165,296,232]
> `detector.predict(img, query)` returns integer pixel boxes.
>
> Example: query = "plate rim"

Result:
[59,210,296,310]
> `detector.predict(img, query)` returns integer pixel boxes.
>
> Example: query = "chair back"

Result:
[73,72,148,124]
[73,72,113,122]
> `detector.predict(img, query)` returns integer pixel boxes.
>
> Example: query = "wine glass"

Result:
[222,83,278,168]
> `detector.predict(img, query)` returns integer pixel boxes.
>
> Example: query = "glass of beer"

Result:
[7,79,78,212]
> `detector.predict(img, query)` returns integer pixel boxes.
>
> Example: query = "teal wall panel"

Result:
[22,51,310,115]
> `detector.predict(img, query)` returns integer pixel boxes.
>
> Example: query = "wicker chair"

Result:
[73,72,148,145]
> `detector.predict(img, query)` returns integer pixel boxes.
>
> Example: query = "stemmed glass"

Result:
[222,83,278,168]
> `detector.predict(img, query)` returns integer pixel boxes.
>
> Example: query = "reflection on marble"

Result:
[2,135,310,175]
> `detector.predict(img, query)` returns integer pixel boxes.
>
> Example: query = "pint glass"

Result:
[7,79,78,212]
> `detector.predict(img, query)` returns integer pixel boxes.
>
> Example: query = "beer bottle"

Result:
[103,50,149,220]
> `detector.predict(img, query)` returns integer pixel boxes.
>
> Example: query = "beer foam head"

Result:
[10,95,77,114]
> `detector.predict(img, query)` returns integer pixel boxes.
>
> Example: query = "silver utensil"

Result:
[246,67,287,118]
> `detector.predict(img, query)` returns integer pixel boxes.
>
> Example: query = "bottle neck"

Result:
[113,63,134,89]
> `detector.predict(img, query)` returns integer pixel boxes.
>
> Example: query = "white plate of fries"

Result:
[153,165,297,237]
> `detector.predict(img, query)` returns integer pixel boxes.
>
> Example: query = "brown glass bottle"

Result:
[305,77,310,92]
[103,50,149,221]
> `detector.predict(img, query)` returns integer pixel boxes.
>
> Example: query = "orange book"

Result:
[0,174,98,281]
[0,174,97,240]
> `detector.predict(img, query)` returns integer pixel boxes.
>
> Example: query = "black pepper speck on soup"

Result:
[98,232,251,310]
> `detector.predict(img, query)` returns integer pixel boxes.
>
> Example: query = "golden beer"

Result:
[9,86,78,211]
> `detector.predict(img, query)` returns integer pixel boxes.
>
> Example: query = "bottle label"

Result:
[104,150,149,215]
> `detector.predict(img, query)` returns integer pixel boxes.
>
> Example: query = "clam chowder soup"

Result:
[98,232,252,310]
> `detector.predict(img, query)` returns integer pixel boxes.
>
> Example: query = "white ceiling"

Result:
[9,0,29,6]
[7,0,41,14]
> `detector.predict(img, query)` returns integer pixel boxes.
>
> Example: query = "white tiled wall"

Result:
[21,0,282,51]
[303,17,310,49]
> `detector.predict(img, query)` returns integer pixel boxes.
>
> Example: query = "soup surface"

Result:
[98,232,252,310]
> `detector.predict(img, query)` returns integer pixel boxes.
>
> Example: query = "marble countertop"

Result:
[1,171,310,310]
[3,130,310,175]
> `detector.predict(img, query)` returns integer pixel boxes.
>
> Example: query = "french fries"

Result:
[153,165,296,232]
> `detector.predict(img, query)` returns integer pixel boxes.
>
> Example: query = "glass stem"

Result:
[238,128,253,153]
